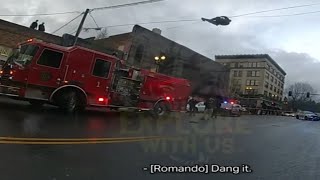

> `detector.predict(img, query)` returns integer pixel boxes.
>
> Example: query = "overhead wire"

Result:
[52,13,83,34]
[91,0,165,11]
[230,2,320,18]
[246,10,320,17]
[0,11,81,17]
[88,12,102,36]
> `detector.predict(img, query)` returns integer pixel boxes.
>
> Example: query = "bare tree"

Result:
[95,28,108,40]
[286,82,316,102]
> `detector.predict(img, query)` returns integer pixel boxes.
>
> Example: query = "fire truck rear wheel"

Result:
[152,101,170,119]
[61,91,85,113]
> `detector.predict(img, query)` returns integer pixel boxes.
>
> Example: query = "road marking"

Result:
[0,136,180,145]
[0,138,166,145]
[0,136,165,142]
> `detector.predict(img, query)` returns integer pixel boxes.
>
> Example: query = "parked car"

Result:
[220,103,241,116]
[296,111,320,121]
[186,101,206,112]
[282,111,295,117]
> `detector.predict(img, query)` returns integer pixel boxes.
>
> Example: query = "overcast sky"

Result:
[1,0,320,91]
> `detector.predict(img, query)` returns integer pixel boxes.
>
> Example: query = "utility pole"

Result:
[73,9,90,46]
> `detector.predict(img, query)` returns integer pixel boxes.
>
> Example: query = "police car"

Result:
[220,101,241,116]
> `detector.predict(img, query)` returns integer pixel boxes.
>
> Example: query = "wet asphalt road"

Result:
[0,96,320,180]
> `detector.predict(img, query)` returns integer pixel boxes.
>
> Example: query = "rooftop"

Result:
[215,54,286,75]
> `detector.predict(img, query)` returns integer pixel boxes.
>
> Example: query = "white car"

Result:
[282,112,295,117]
[296,111,320,121]
[186,102,206,112]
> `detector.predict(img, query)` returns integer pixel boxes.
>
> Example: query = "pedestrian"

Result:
[38,22,45,32]
[211,97,221,118]
[188,96,197,117]
[201,97,214,120]
[30,20,38,29]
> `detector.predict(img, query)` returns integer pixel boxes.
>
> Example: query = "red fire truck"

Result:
[0,38,191,116]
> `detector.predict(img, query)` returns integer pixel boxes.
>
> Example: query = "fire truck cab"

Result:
[0,39,191,116]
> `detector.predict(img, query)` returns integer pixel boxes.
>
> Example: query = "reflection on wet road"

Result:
[1,97,320,180]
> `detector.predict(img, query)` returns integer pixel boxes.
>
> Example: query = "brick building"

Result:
[93,25,230,97]
[0,18,121,62]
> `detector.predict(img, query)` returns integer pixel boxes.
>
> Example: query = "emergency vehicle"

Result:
[0,38,191,117]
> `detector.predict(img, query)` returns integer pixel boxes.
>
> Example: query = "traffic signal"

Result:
[288,91,292,96]
[307,92,310,98]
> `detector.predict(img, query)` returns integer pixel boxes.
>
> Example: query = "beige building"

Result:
[215,54,286,104]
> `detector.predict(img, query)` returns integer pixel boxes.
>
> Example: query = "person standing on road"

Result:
[202,97,214,120]
[211,97,221,118]
[188,96,197,117]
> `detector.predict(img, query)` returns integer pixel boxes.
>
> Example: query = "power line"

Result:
[89,13,101,29]
[83,18,199,30]
[91,0,165,11]
[247,10,320,17]
[230,2,320,18]
[0,0,164,17]
[88,12,101,35]
[0,11,81,17]
[52,13,84,34]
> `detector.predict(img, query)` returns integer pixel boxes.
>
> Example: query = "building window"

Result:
[270,85,273,90]
[275,79,277,84]
[247,70,260,77]
[277,89,280,94]
[233,70,238,77]
[250,80,255,86]
[265,82,269,88]
[264,91,268,96]
[238,70,242,77]
[271,76,274,82]
[134,45,144,64]
[246,80,250,86]
[266,64,270,70]
[247,71,252,77]
[252,62,257,67]
[266,72,269,79]
[278,81,281,86]
[247,80,259,86]
[269,93,272,97]
[92,59,112,78]
[281,83,284,88]
[245,89,258,95]
[280,90,283,95]
[248,62,252,67]
[230,63,235,67]
[37,49,63,68]
[274,87,277,92]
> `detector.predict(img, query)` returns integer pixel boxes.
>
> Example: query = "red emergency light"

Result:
[98,98,105,102]
[166,96,171,100]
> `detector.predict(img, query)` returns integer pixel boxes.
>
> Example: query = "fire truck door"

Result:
[25,48,65,100]
[85,58,113,105]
